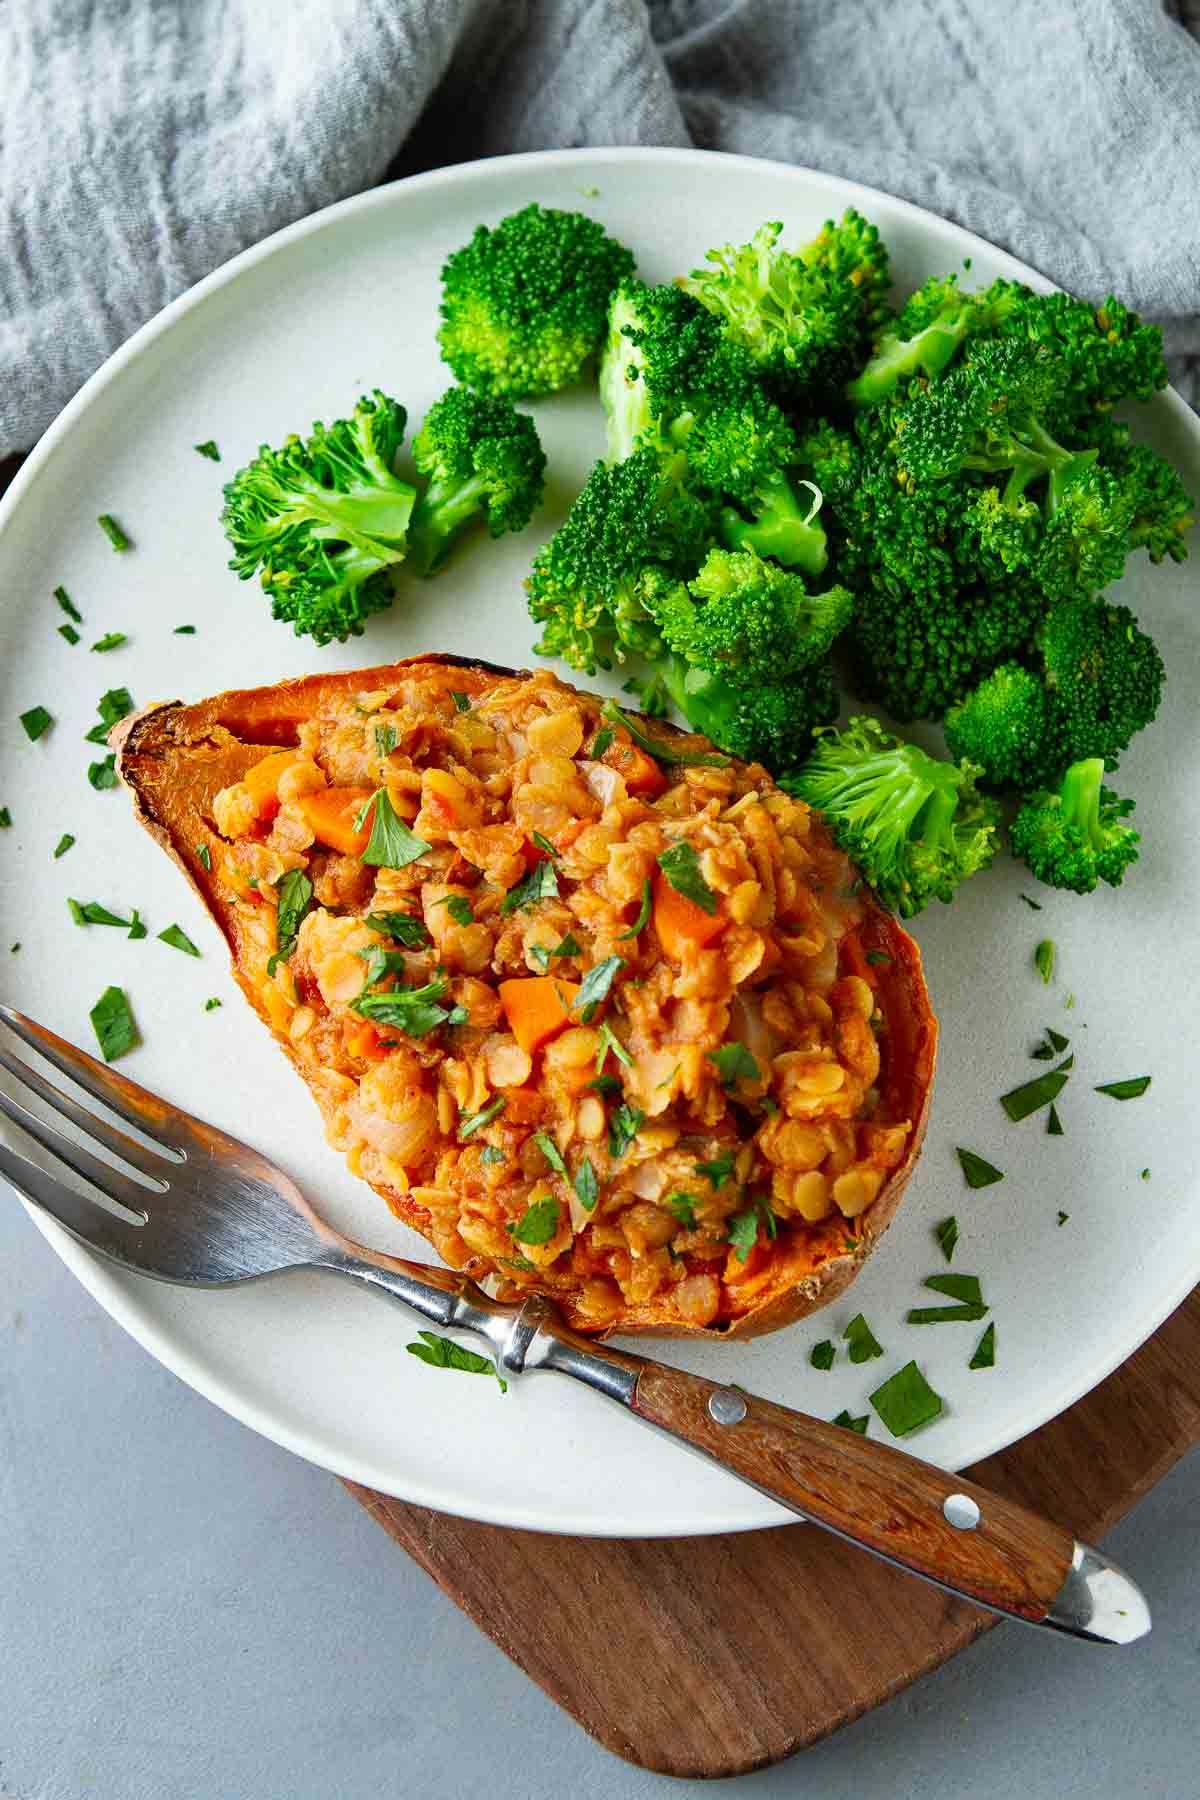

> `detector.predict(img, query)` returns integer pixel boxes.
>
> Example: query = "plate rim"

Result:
[5,144,1199,1536]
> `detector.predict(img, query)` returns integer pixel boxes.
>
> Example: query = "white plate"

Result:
[1,148,1197,1536]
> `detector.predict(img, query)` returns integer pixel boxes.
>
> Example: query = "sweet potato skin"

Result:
[114,656,937,1342]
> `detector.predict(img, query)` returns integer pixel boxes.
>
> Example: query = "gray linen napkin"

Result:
[3,0,1198,455]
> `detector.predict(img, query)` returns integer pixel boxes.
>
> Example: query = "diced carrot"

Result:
[498,976,580,1056]
[298,786,375,857]
[652,871,728,962]
[242,750,303,821]
[345,1021,390,1061]
[601,735,668,798]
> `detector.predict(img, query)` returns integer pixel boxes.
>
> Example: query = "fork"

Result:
[0,1001,1149,1644]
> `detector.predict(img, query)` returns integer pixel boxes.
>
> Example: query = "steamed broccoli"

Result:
[1010,758,1140,893]
[660,654,838,769]
[407,387,546,574]
[526,448,712,672]
[678,212,891,401]
[438,204,635,398]
[221,390,416,644]
[942,597,1164,789]
[847,275,1022,409]
[649,546,852,678]
[782,717,1001,916]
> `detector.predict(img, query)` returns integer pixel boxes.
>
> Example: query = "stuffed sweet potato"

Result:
[114,656,936,1339]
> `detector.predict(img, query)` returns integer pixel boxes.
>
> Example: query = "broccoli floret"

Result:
[221,390,416,644]
[943,663,1051,789]
[526,448,712,672]
[660,654,837,769]
[648,546,852,679]
[598,282,658,464]
[847,276,1024,409]
[678,212,890,401]
[406,387,546,575]
[1010,758,1140,893]
[438,204,635,398]
[782,717,1001,916]
[991,291,1169,429]
[1039,595,1164,768]
[1104,437,1195,564]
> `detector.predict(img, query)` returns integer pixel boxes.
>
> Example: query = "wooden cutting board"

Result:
[346,1284,1200,1779]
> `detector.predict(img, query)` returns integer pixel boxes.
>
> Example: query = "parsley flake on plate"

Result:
[158,924,200,957]
[934,1217,959,1261]
[19,705,53,741]
[406,1329,506,1392]
[53,833,75,859]
[91,632,127,654]
[194,440,221,461]
[844,1313,884,1364]
[869,1361,944,1437]
[1000,1061,1072,1122]
[97,513,131,551]
[956,1147,1004,1189]
[1095,1076,1151,1101]
[833,1410,869,1435]
[87,755,117,790]
[969,1322,996,1370]
[59,623,80,645]
[1034,938,1055,984]
[55,586,82,623]
[810,1340,836,1371]
[89,986,138,1062]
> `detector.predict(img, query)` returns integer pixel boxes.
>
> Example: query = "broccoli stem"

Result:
[1059,756,1105,845]
[408,473,491,573]
[718,475,828,575]
[847,314,971,409]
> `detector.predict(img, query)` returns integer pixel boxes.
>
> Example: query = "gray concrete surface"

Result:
[1,1196,1197,1800]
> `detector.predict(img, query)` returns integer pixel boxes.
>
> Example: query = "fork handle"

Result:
[527,1323,1148,1644]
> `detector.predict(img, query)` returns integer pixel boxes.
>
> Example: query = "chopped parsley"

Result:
[19,706,53,741]
[1047,1103,1064,1136]
[459,1096,507,1139]
[865,949,891,967]
[267,869,314,976]
[127,910,147,941]
[616,878,653,940]
[365,909,431,948]
[196,842,212,871]
[89,986,138,1062]
[360,789,432,870]
[666,1193,697,1228]
[1019,892,1043,910]
[352,975,457,1039]
[926,1272,984,1306]
[573,1157,599,1213]
[86,687,135,742]
[934,1217,959,1262]
[449,690,472,713]
[810,1340,836,1371]
[158,924,200,957]
[507,1195,560,1245]
[431,894,474,926]
[68,898,132,928]
[1034,938,1055,984]
[374,723,398,757]
[97,513,131,551]
[1140,1168,1150,1181]
[534,1131,568,1177]
[0,807,10,828]
[575,955,625,1022]
[596,1021,633,1073]
[1057,1209,1070,1225]
[708,1042,759,1089]
[607,1102,643,1161]
[587,1073,622,1099]
[194,440,221,461]
[955,1147,1003,1189]
[968,1323,996,1370]
[55,586,82,623]
[727,1207,763,1263]
[480,1145,505,1167]
[602,700,730,768]
[91,632,127,654]
[843,1313,884,1364]
[530,831,558,859]
[501,858,559,914]
[204,997,222,1011]
[406,1329,506,1392]
[1000,1061,1072,1122]
[590,726,615,759]
[833,1411,869,1435]
[88,755,118,790]
[53,833,75,859]
[656,842,718,914]
[530,931,581,971]
[1095,1076,1151,1101]
[696,1151,735,1190]
[59,623,80,645]
[174,624,196,635]
[870,1361,944,1436]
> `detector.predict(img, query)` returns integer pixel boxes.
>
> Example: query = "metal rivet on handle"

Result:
[943,1492,981,1531]
[708,1387,748,1426]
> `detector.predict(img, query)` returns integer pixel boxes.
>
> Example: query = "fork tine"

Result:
[0,1084,154,1219]
[0,1006,184,1153]
[0,1140,151,1268]
[0,1042,177,1180]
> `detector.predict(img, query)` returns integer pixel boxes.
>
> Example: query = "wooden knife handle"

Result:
[628,1360,1076,1622]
